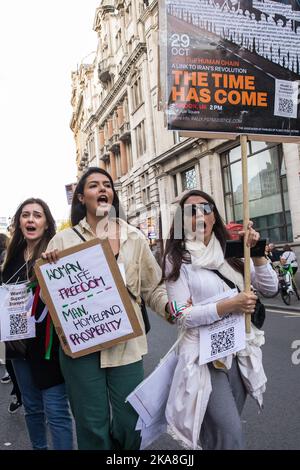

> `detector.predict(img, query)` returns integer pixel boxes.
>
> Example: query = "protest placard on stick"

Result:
[164,0,300,138]
[35,239,143,358]
[160,0,300,332]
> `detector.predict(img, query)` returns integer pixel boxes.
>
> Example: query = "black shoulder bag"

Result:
[72,227,151,334]
[126,289,151,334]
[212,270,265,330]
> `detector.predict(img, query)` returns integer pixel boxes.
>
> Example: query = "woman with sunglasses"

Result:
[42,167,168,450]
[162,190,278,449]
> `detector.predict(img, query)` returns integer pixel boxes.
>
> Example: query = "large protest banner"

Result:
[35,239,143,358]
[165,0,300,137]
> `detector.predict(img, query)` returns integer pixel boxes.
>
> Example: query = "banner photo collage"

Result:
[166,0,300,136]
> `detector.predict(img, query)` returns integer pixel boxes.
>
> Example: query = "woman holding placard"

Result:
[43,167,169,450]
[162,190,278,450]
[1,198,73,449]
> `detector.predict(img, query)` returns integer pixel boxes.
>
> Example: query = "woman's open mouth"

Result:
[25,226,37,233]
[97,195,108,205]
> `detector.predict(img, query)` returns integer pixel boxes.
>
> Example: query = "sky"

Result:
[0,0,100,223]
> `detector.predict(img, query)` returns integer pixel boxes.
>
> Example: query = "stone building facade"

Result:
[70,0,300,260]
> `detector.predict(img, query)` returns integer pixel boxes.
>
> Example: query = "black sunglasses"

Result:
[185,203,214,216]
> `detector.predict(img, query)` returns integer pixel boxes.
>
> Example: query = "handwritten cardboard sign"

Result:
[34,239,143,358]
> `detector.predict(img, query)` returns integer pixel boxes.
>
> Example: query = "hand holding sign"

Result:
[41,248,60,264]
[35,239,142,358]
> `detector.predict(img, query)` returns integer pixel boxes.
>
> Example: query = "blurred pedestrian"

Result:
[268,242,282,263]
[280,244,298,275]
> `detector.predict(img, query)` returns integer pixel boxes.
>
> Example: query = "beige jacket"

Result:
[46,217,168,367]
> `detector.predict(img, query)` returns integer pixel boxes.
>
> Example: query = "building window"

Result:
[112,112,119,135]
[127,142,133,169]
[127,182,135,212]
[115,29,122,51]
[104,122,109,144]
[115,153,121,178]
[138,0,146,16]
[181,167,197,191]
[105,159,110,175]
[125,2,132,26]
[135,121,146,158]
[221,142,292,243]
[132,76,143,110]
[88,136,96,160]
[173,174,178,197]
[141,172,151,205]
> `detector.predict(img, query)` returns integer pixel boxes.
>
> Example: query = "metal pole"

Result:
[241,134,251,334]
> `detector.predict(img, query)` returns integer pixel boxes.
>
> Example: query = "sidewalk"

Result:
[260,293,300,312]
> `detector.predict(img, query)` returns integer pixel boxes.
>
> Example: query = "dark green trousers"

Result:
[59,349,143,450]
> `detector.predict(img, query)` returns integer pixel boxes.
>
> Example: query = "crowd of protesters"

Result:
[0,167,280,450]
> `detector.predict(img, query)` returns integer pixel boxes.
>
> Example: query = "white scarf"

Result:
[165,234,267,449]
[185,233,244,292]
[185,234,267,401]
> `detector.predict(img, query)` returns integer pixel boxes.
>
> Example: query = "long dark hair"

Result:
[0,233,8,267]
[3,198,56,276]
[71,167,125,226]
[0,233,8,255]
[162,190,243,281]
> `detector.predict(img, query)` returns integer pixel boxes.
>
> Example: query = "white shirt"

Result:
[165,260,279,326]
[281,251,298,268]
[164,261,278,448]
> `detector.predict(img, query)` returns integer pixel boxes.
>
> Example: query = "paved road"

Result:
[0,296,299,450]
[145,303,300,450]
[0,370,31,450]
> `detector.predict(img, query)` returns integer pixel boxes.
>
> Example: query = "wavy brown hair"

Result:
[162,190,244,282]
[3,198,56,278]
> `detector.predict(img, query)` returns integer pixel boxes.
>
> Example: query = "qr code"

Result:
[278,98,294,116]
[10,314,27,335]
[211,327,234,356]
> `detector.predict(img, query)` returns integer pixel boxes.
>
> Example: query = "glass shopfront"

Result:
[221,142,292,243]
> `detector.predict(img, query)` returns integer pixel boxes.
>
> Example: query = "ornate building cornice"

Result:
[152,138,197,165]
[94,42,147,125]
[140,0,158,24]
[70,94,83,131]
[83,113,97,133]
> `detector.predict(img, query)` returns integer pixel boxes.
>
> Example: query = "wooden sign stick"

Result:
[241,134,251,334]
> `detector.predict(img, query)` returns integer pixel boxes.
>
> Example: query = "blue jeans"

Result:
[12,359,73,450]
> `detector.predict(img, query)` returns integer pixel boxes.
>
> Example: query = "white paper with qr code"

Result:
[0,283,35,341]
[274,80,299,119]
[198,289,245,365]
